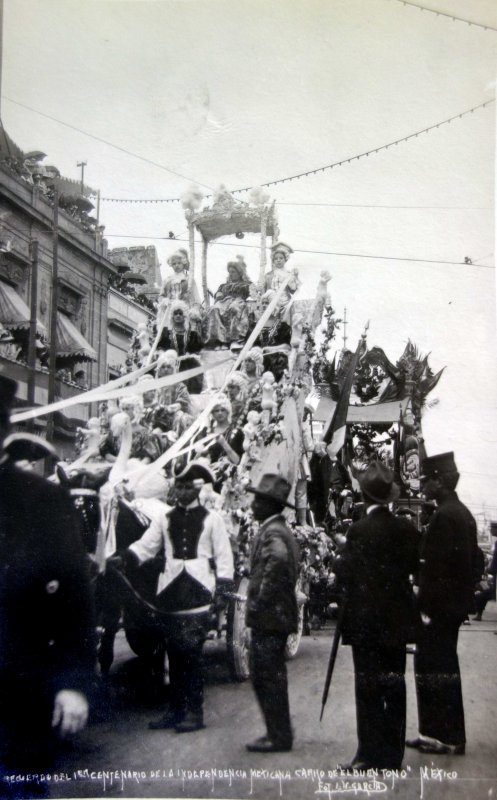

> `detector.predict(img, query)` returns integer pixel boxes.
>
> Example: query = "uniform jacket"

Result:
[246,514,300,634]
[0,460,96,703]
[334,506,420,647]
[417,490,479,621]
[129,501,233,613]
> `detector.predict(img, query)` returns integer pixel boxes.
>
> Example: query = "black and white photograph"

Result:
[0,0,496,798]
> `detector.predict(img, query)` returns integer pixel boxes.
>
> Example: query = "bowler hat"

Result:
[420,451,457,479]
[358,461,400,504]
[247,473,295,508]
[0,372,18,412]
[175,460,215,486]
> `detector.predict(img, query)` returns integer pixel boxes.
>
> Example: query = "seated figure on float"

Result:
[239,347,264,412]
[253,290,292,349]
[262,241,299,309]
[152,351,193,435]
[194,393,244,491]
[159,248,201,329]
[99,395,162,464]
[157,299,204,393]
[224,372,249,426]
[202,258,255,348]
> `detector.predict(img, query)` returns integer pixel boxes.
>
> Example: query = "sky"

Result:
[1,0,496,520]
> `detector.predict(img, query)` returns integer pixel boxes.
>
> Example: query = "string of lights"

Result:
[390,0,497,32]
[102,232,495,269]
[97,98,495,201]
[6,94,489,204]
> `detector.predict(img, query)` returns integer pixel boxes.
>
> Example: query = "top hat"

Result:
[0,372,18,412]
[4,432,59,463]
[175,460,215,486]
[247,473,295,508]
[420,451,457,479]
[358,461,400,504]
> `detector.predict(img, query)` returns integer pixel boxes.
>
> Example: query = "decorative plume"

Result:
[180,184,204,212]
[249,186,271,206]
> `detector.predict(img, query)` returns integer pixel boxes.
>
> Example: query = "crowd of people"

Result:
[1,357,494,788]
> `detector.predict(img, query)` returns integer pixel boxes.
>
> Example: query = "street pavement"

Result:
[41,604,497,800]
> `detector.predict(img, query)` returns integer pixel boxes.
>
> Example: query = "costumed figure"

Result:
[99,396,162,464]
[137,374,158,430]
[113,462,234,733]
[241,410,262,467]
[262,242,300,310]
[152,351,193,435]
[224,371,249,424]
[194,393,244,491]
[253,291,292,349]
[159,249,201,328]
[157,299,204,394]
[203,259,254,348]
[240,347,264,411]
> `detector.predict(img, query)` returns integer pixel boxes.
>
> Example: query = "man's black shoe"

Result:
[246,736,292,753]
[406,737,465,755]
[149,711,183,730]
[174,712,205,733]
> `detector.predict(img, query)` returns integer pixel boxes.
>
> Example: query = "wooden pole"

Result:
[46,189,59,442]
[201,236,209,306]
[258,206,267,288]
[187,213,195,291]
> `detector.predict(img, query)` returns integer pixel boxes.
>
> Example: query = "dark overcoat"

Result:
[246,515,300,634]
[0,460,96,713]
[334,506,420,646]
[417,490,479,621]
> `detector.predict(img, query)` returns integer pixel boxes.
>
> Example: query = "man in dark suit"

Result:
[0,373,96,789]
[245,474,300,753]
[407,452,479,755]
[334,461,419,770]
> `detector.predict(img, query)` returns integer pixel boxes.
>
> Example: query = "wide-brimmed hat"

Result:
[4,432,59,463]
[0,372,18,413]
[420,451,457,480]
[247,473,295,508]
[358,461,400,504]
[175,460,215,486]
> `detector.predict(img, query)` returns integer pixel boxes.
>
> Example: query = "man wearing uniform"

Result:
[0,373,96,789]
[125,461,234,733]
[407,452,479,755]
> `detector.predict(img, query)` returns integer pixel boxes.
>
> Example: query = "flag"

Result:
[323,335,366,454]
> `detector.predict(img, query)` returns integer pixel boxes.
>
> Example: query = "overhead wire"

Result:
[3,95,493,203]
[101,233,495,269]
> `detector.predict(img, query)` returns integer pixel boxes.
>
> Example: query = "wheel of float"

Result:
[285,580,306,659]
[227,575,251,682]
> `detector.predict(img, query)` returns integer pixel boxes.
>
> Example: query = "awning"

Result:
[314,395,409,425]
[0,280,47,335]
[56,312,97,363]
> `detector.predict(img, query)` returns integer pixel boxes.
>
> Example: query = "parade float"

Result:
[10,185,444,682]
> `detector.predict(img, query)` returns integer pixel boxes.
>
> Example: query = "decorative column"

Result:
[187,211,196,292]
[258,206,268,289]
[201,236,209,306]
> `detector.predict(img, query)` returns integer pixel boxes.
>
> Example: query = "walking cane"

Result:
[319,599,346,721]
